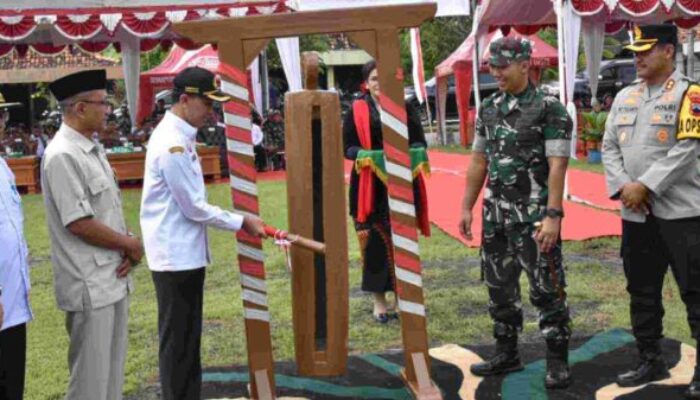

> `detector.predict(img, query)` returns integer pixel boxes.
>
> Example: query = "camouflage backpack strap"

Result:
[676,82,700,140]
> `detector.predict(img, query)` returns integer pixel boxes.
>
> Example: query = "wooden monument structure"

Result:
[285,51,349,378]
[173,4,441,399]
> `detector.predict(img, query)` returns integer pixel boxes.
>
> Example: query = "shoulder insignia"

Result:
[677,84,700,140]
[665,79,675,92]
[169,146,185,154]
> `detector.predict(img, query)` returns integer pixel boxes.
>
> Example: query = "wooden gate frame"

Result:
[173,4,440,399]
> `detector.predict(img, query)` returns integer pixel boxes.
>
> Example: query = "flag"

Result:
[410,27,427,105]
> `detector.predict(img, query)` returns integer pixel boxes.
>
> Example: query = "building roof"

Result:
[0,46,123,84]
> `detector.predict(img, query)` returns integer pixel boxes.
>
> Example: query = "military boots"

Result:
[470,337,524,376]
[616,342,670,387]
[545,338,571,389]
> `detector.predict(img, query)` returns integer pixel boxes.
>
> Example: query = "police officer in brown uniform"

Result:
[603,24,700,397]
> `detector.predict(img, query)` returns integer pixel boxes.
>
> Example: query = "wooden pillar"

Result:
[374,28,440,399]
[285,89,349,376]
[216,38,276,399]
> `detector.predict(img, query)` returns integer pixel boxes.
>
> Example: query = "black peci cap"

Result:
[49,69,107,102]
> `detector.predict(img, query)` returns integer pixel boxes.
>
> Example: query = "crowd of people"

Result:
[0,91,288,180]
[3,22,700,400]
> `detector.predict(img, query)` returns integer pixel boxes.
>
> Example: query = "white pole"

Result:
[555,0,573,200]
[471,5,482,113]
[556,0,566,105]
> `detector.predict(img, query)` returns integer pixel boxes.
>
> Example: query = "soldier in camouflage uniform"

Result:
[459,37,573,388]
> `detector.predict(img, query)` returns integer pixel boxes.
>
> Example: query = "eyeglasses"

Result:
[73,98,114,108]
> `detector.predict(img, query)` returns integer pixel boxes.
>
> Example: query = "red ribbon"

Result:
[352,100,374,223]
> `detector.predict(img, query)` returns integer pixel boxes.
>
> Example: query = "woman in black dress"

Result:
[343,60,428,323]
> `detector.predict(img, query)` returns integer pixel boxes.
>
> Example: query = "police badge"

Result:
[677,84,700,139]
[691,93,700,117]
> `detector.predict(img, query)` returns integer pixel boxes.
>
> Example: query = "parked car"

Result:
[405,73,500,122]
[574,58,636,107]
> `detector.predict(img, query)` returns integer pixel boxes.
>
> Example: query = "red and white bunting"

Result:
[572,0,700,17]
[55,14,102,41]
[0,2,289,52]
[0,16,37,42]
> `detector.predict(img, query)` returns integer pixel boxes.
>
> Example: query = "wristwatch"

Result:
[545,208,565,219]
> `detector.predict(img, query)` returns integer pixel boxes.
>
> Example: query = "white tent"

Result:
[294,0,468,16]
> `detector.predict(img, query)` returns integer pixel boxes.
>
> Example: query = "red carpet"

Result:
[424,151,621,246]
[568,169,620,210]
[238,151,622,247]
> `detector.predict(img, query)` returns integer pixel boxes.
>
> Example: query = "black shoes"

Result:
[616,357,670,387]
[470,351,524,376]
[685,372,700,399]
[545,339,571,389]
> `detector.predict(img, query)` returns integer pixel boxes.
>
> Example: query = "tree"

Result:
[265,34,331,71]
[538,27,624,81]
[400,16,472,82]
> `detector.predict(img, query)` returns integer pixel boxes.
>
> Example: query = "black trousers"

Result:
[152,268,206,400]
[0,323,26,400]
[622,215,700,353]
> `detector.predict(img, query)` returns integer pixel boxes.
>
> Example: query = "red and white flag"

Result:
[410,27,427,104]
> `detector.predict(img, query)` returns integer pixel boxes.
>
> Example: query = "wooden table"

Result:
[6,156,40,194]
[108,146,222,182]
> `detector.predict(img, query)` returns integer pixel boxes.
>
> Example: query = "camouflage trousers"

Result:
[481,222,572,341]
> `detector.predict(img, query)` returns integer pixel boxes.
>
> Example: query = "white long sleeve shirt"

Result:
[0,158,32,330]
[140,111,243,272]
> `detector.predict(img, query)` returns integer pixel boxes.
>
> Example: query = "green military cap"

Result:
[488,37,532,67]
[625,24,678,53]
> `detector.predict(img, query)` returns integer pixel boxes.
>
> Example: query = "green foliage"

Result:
[140,48,168,72]
[97,44,169,72]
[265,34,331,71]
[581,110,608,143]
[400,16,471,82]
[538,28,622,77]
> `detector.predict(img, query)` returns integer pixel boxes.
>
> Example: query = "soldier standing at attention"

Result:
[459,37,573,389]
[602,24,700,398]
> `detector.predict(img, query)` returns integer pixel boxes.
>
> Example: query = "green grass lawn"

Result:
[20,180,692,399]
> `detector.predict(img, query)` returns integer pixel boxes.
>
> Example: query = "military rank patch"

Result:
[169,146,185,154]
[665,79,675,91]
[677,84,700,139]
